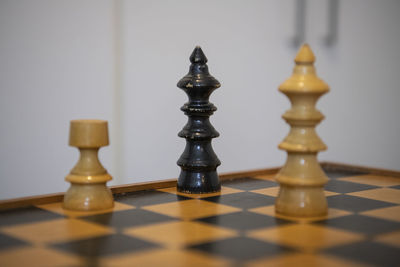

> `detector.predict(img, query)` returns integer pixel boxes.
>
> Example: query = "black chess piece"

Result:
[176,46,221,193]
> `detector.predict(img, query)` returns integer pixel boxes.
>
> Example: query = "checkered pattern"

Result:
[0,169,399,266]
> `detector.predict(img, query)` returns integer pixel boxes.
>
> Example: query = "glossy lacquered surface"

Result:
[176,47,221,193]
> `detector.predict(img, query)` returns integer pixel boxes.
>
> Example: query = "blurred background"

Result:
[1,0,399,200]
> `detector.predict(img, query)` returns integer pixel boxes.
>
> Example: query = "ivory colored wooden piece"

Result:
[275,44,330,217]
[63,120,114,211]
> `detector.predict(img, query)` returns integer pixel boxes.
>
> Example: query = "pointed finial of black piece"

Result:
[177,46,220,91]
[190,46,208,64]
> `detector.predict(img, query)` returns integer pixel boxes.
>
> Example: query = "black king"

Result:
[177,46,221,193]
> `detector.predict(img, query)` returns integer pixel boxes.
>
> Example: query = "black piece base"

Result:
[177,170,221,193]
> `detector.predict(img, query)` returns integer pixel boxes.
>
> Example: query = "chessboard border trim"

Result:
[0,162,399,211]
[0,166,280,211]
[320,161,400,177]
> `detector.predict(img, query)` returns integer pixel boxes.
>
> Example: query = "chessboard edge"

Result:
[1,162,399,211]
[321,161,400,177]
[0,166,280,211]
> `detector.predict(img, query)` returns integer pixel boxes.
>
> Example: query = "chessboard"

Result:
[0,163,399,267]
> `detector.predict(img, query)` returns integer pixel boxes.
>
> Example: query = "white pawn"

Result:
[63,120,114,211]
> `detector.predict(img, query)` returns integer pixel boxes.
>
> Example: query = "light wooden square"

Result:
[158,186,243,198]
[251,187,339,197]
[0,247,84,267]
[1,218,113,244]
[249,205,351,223]
[252,174,276,181]
[248,224,364,252]
[374,230,400,248]
[101,248,231,267]
[37,201,134,218]
[142,199,240,220]
[361,206,400,222]
[124,221,237,248]
[246,252,369,267]
[339,175,400,187]
[250,187,280,197]
[348,188,400,204]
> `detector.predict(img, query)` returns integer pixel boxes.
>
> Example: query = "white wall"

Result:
[120,0,292,184]
[1,0,399,200]
[308,0,400,169]
[0,0,115,199]
[343,1,400,168]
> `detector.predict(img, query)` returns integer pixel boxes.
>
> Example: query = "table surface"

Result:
[0,166,400,267]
